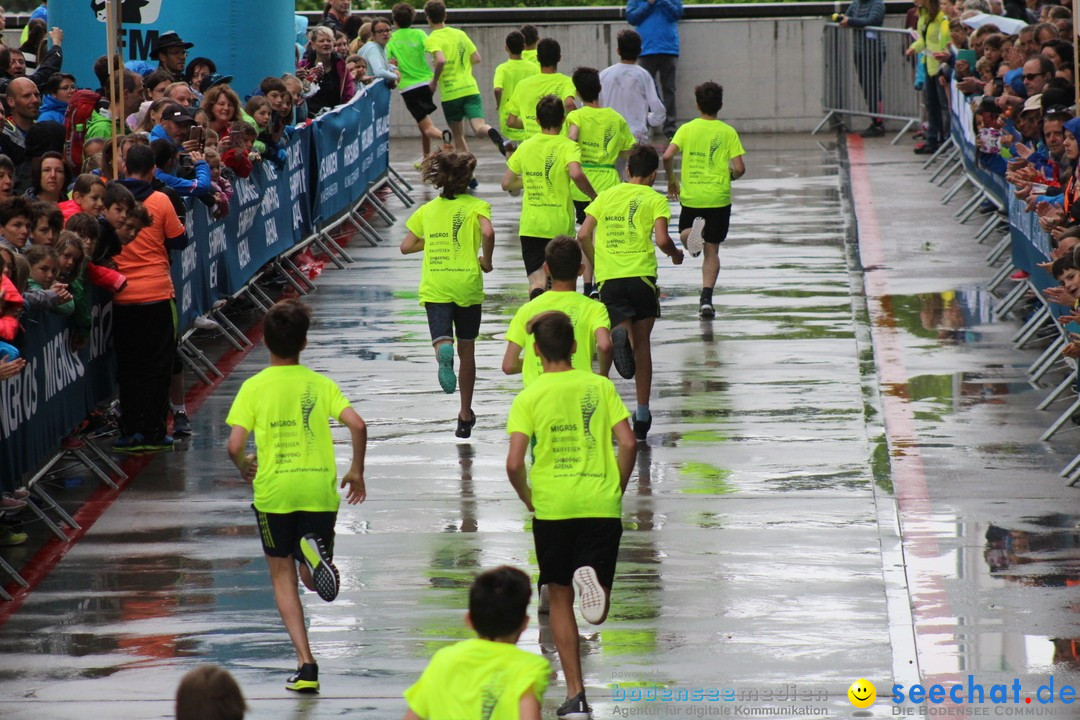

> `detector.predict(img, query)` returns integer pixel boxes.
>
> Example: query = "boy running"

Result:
[387,2,453,160]
[505,311,637,720]
[578,144,683,442]
[423,0,506,156]
[225,299,368,694]
[401,150,495,438]
[502,236,611,385]
[403,566,550,720]
[493,30,539,155]
[505,38,577,138]
[567,66,636,298]
[502,95,595,297]
[662,81,746,319]
[520,25,540,68]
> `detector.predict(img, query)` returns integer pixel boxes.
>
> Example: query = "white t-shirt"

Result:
[599,62,666,142]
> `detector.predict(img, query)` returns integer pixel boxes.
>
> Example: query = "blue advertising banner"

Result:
[0,301,115,490]
[51,0,295,105]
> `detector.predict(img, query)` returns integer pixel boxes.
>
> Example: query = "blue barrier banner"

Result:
[222,158,298,295]
[172,204,213,332]
[0,301,115,489]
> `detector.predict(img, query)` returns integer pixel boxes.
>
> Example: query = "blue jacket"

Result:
[38,94,67,125]
[626,0,682,56]
[155,160,212,198]
[149,123,174,146]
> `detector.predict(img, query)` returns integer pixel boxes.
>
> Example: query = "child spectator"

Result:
[579,144,683,442]
[93,182,137,268]
[56,231,90,348]
[23,244,73,314]
[386,2,452,161]
[504,311,637,719]
[662,81,746,319]
[281,73,309,125]
[503,236,611,387]
[0,248,25,356]
[225,298,368,694]
[0,196,33,253]
[402,566,550,720]
[176,665,247,720]
[0,154,14,200]
[222,122,257,178]
[29,200,62,246]
[502,95,595,297]
[400,150,495,438]
[59,174,107,222]
[345,54,374,86]
[493,31,538,155]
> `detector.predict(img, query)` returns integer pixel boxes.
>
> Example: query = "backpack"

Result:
[64,89,108,170]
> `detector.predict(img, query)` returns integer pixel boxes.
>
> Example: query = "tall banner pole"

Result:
[1073,0,1079,110]
[104,0,123,178]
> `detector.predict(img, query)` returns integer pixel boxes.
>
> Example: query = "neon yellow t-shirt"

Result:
[386,27,434,89]
[506,133,580,239]
[522,48,539,68]
[424,27,480,101]
[585,182,671,283]
[567,106,635,203]
[506,291,611,387]
[404,639,550,720]
[494,59,539,142]
[504,72,576,137]
[226,365,352,514]
[405,194,491,307]
[507,369,630,520]
[670,117,745,208]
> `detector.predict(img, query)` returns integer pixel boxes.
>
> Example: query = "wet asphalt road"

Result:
[0,133,1077,719]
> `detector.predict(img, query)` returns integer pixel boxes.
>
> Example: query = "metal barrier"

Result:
[815,23,921,143]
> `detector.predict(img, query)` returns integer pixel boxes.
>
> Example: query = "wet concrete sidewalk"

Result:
[0,131,1074,719]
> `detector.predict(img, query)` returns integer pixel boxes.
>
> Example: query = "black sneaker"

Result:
[441,129,453,146]
[859,122,885,138]
[633,414,651,442]
[556,691,592,720]
[172,411,192,437]
[285,662,319,693]
[299,534,340,602]
[699,291,715,319]
[488,127,507,156]
[588,289,599,300]
[455,411,476,439]
[611,326,635,379]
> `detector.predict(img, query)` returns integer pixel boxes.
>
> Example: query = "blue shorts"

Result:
[425,302,481,343]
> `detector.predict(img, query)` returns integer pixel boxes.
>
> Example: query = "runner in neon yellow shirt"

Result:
[401,150,495,438]
[503,236,611,386]
[423,0,507,158]
[502,95,596,297]
[520,24,540,68]
[505,311,636,718]
[567,66,636,298]
[387,3,453,161]
[493,30,539,152]
[662,80,746,319]
[226,299,368,695]
[403,567,550,720]
[578,143,683,444]
[505,38,577,138]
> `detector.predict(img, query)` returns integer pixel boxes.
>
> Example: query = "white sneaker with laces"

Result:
[572,566,606,625]
[685,216,706,257]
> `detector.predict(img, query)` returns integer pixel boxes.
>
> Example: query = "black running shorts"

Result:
[520,235,551,276]
[598,276,660,326]
[402,85,438,123]
[252,506,337,559]
[678,205,732,244]
[533,517,623,588]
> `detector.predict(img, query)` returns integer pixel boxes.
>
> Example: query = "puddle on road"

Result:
[873,288,997,344]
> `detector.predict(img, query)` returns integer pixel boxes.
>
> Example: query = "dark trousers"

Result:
[924,75,946,147]
[113,300,176,440]
[853,44,884,122]
[639,53,678,135]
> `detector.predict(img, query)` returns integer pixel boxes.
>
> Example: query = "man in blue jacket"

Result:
[626,0,681,139]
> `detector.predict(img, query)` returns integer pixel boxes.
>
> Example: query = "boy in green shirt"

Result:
[225,299,368,694]
[501,95,595,298]
[567,66,636,298]
[505,38,577,138]
[505,311,637,719]
[387,2,453,161]
[423,0,507,159]
[403,566,550,720]
[578,144,683,443]
[662,81,746,319]
[502,236,611,386]
[493,30,539,155]
[401,150,495,438]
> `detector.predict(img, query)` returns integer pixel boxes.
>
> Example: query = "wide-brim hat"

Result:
[154,31,194,56]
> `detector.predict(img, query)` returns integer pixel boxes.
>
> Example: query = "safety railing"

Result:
[815,23,921,143]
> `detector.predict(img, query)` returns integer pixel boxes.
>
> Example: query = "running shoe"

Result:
[455,411,476,439]
[633,414,652,442]
[285,662,320,693]
[611,327,635,379]
[141,435,175,452]
[113,433,147,453]
[699,301,715,320]
[0,527,28,546]
[172,411,192,437]
[859,122,885,138]
[437,343,456,394]
[572,566,606,624]
[299,534,340,602]
[556,691,592,720]
[488,127,507,156]
[441,129,453,146]
[537,583,550,614]
[685,216,705,258]
[10,486,29,500]
[0,494,25,511]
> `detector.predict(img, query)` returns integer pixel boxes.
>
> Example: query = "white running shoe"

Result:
[685,216,705,257]
[572,566,606,625]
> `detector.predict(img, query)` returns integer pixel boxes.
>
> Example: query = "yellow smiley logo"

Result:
[848,679,876,708]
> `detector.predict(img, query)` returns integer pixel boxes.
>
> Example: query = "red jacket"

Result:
[0,273,23,341]
[86,262,127,293]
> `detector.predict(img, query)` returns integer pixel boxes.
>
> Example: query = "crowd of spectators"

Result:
[0,0,385,548]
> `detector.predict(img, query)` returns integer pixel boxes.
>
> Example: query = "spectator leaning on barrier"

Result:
[836,0,886,138]
[359,18,400,88]
[599,30,666,144]
[299,25,356,117]
[907,0,950,155]
[626,0,682,140]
